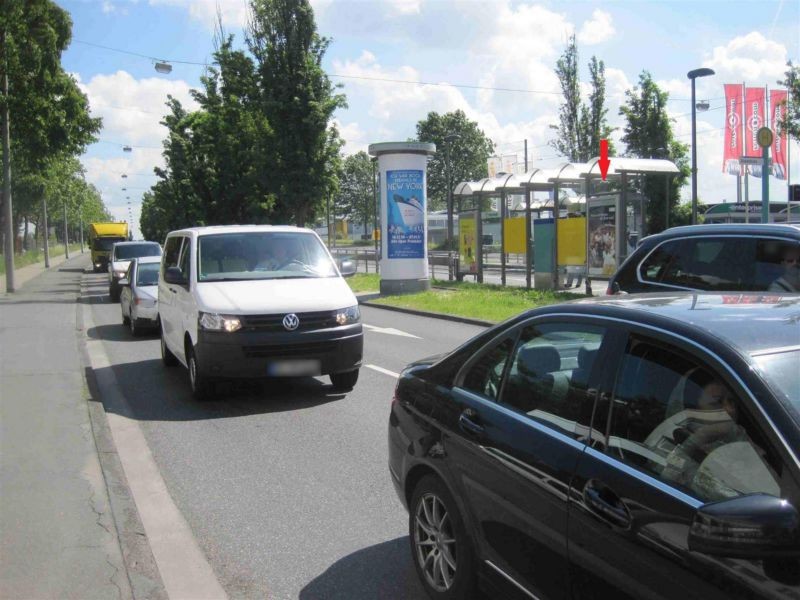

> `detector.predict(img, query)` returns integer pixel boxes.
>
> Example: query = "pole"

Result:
[372,159,378,274]
[2,36,15,293]
[80,212,84,253]
[524,139,528,171]
[445,142,453,250]
[63,202,69,259]
[552,183,559,290]
[762,143,770,223]
[665,175,670,230]
[500,190,506,286]
[525,188,531,289]
[743,80,749,223]
[690,77,698,224]
[745,172,750,223]
[42,197,50,268]
[326,193,331,247]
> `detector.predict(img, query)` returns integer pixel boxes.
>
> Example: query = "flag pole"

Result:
[743,81,750,223]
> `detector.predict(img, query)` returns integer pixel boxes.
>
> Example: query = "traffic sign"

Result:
[756,127,773,149]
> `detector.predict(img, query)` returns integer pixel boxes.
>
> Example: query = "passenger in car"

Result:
[768,244,800,292]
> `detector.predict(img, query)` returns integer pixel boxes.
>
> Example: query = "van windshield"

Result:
[197,232,338,282]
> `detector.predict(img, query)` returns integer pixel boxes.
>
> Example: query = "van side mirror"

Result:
[689,494,800,559]
[119,278,130,287]
[338,258,357,278]
[164,266,188,285]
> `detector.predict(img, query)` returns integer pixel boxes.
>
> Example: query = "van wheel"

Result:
[409,475,477,599]
[330,369,359,391]
[187,346,214,401]
[129,315,140,337]
[160,330,178,367]
[122,311,130,326]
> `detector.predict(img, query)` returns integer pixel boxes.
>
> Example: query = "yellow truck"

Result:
[89,222,129,272]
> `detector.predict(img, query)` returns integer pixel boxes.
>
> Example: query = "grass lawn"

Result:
[371,279,587,323]
[346,273,381,293]
[0,242,83,275]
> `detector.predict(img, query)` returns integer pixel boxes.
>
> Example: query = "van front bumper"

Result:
[194,324,363,379]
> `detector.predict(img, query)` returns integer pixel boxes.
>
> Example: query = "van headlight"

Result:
[199,312,242,332]
[335,305,360,326]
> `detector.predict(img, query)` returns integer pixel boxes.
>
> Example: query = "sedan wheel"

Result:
[129,311,139,336]
[409,475,476,599]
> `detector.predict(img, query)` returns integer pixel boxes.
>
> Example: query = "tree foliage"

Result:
[550,35,613,162]
[337,151,374,235]
[415,110,495,212]
[777,61,800,142]
[141,0,344,237]
[619,71,690,233]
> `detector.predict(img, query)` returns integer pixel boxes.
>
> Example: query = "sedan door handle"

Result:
[583,480,631,528]
[169,288,177,294]
[458,409,485,437]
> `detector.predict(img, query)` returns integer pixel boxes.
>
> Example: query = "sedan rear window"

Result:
[753,349,800,415]
[136,262,160,286]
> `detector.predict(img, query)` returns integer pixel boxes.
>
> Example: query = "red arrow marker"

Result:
[599,139,611,181]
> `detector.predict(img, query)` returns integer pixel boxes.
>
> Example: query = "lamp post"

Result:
[63,200,69,259]
[444,133,460,249]
[687,67,715,224]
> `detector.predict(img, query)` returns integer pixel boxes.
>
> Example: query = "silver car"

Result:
[120,256,161,336]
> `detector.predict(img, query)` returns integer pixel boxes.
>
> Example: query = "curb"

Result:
[358,298,494,327]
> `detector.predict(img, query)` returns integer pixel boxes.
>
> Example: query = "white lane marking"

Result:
[365,364,400,379]
[82,288,228,600]
[363,324,421,339]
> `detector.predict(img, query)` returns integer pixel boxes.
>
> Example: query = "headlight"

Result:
[199,312,241,332]
[113,270,126,279]
[335,305,360,326]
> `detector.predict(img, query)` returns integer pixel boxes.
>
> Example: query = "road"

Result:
[82,268,486,599]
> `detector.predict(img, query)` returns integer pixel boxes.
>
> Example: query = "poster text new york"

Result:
[386,169,425,259]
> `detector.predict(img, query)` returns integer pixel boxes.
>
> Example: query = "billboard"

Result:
[770,89,788,180]
[386,169,425,259]
[588,203,616,276]
[723,84,743,175]
[459,212,478,274]
[744,87,766,177]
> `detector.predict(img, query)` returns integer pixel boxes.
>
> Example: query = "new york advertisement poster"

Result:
[386,169,425,259]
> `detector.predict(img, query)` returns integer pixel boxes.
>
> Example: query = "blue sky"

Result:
[59,0,799,237]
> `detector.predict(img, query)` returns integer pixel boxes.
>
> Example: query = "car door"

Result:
[445,317,624,600]
[174,236,195,361]
[567,330,800,600]
[159,236,184,353]
[121,261,134,318]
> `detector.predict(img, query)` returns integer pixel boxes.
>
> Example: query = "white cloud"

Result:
[148,0,250,29]
[386,0,422,16]
[704,31,788,84]
[577,9,615,45]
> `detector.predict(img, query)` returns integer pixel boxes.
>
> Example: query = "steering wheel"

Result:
[486,367,502,398]
[277,259,306,271]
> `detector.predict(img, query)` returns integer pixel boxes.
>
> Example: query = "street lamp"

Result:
[123,145,132,153]
[687,67,715,224]
[154,61,172,74]
[444,133,460,249]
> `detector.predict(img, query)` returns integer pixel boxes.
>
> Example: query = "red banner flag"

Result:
[745,87,766,177]
[770,89,788,180]
[723,84,744,174]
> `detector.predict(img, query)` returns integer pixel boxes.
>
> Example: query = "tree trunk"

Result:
[23,215,29,250]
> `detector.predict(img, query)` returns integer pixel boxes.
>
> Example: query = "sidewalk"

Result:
[0,254,133,599]
[0,248,84,294]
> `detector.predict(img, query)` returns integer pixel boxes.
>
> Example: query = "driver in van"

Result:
[254,240,288,271]
[768,244,800,293]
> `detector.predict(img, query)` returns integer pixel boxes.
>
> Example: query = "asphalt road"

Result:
[82,270,486,599]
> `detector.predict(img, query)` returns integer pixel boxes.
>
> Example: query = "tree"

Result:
[777,61,800,142]
[338,151,374,237]
[415,110,495,213]
[549,35,613,162]
[1,0,100,285]
[619,71,690,233]
[247,0,346,227]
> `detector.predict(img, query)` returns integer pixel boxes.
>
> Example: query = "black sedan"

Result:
[389,293,800,600]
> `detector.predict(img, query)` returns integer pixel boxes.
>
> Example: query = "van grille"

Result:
[239,310,339,332]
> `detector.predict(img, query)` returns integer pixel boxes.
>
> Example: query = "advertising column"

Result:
[368,142,436,295]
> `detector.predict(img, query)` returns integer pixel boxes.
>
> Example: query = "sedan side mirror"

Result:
[338,258,357,278]
[164,266,188,285]
[689,494,800,559]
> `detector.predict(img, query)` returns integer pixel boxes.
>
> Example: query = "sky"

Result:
[59,0,800,239]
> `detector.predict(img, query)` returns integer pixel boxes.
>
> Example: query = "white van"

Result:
[158,225,362,400]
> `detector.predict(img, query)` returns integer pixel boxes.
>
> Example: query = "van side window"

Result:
[163,237,183,275]
[640,237,756,291]
[178,240,191,279]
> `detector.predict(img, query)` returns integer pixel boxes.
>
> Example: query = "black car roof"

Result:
[641,223,800,245]
[530,293,800,356]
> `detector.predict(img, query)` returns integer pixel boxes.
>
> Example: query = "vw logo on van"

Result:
[282,313,300,331]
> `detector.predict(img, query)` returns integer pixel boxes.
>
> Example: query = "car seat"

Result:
[505,345,567,413]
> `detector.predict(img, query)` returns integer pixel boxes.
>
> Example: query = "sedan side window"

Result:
[607,337,781,503]
[499,323,607,439]
[461,337,515,401]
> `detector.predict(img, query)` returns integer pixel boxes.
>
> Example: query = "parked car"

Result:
[108,241,162,302]
[157,225,361,400]
[389,293,800,600]
[119,256,161,336]
[608,224,800,294]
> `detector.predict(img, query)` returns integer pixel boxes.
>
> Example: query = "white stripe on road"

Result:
[363,324,421,339]
[365,364,400,379]
[82,287,228,600]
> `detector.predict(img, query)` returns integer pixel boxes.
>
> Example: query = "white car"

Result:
[157,225,361,400]
[120,256,161,336]
[108,241,162,302]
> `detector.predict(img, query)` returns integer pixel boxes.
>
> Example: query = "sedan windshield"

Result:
[197,232,337,282]
[136,262,160,286]
[115,244,161,260]
[753,349,800,417]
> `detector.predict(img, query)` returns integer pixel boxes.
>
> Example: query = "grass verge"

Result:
[370,279,587,323]
[0,243,83,275]
[346,273,381,293]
